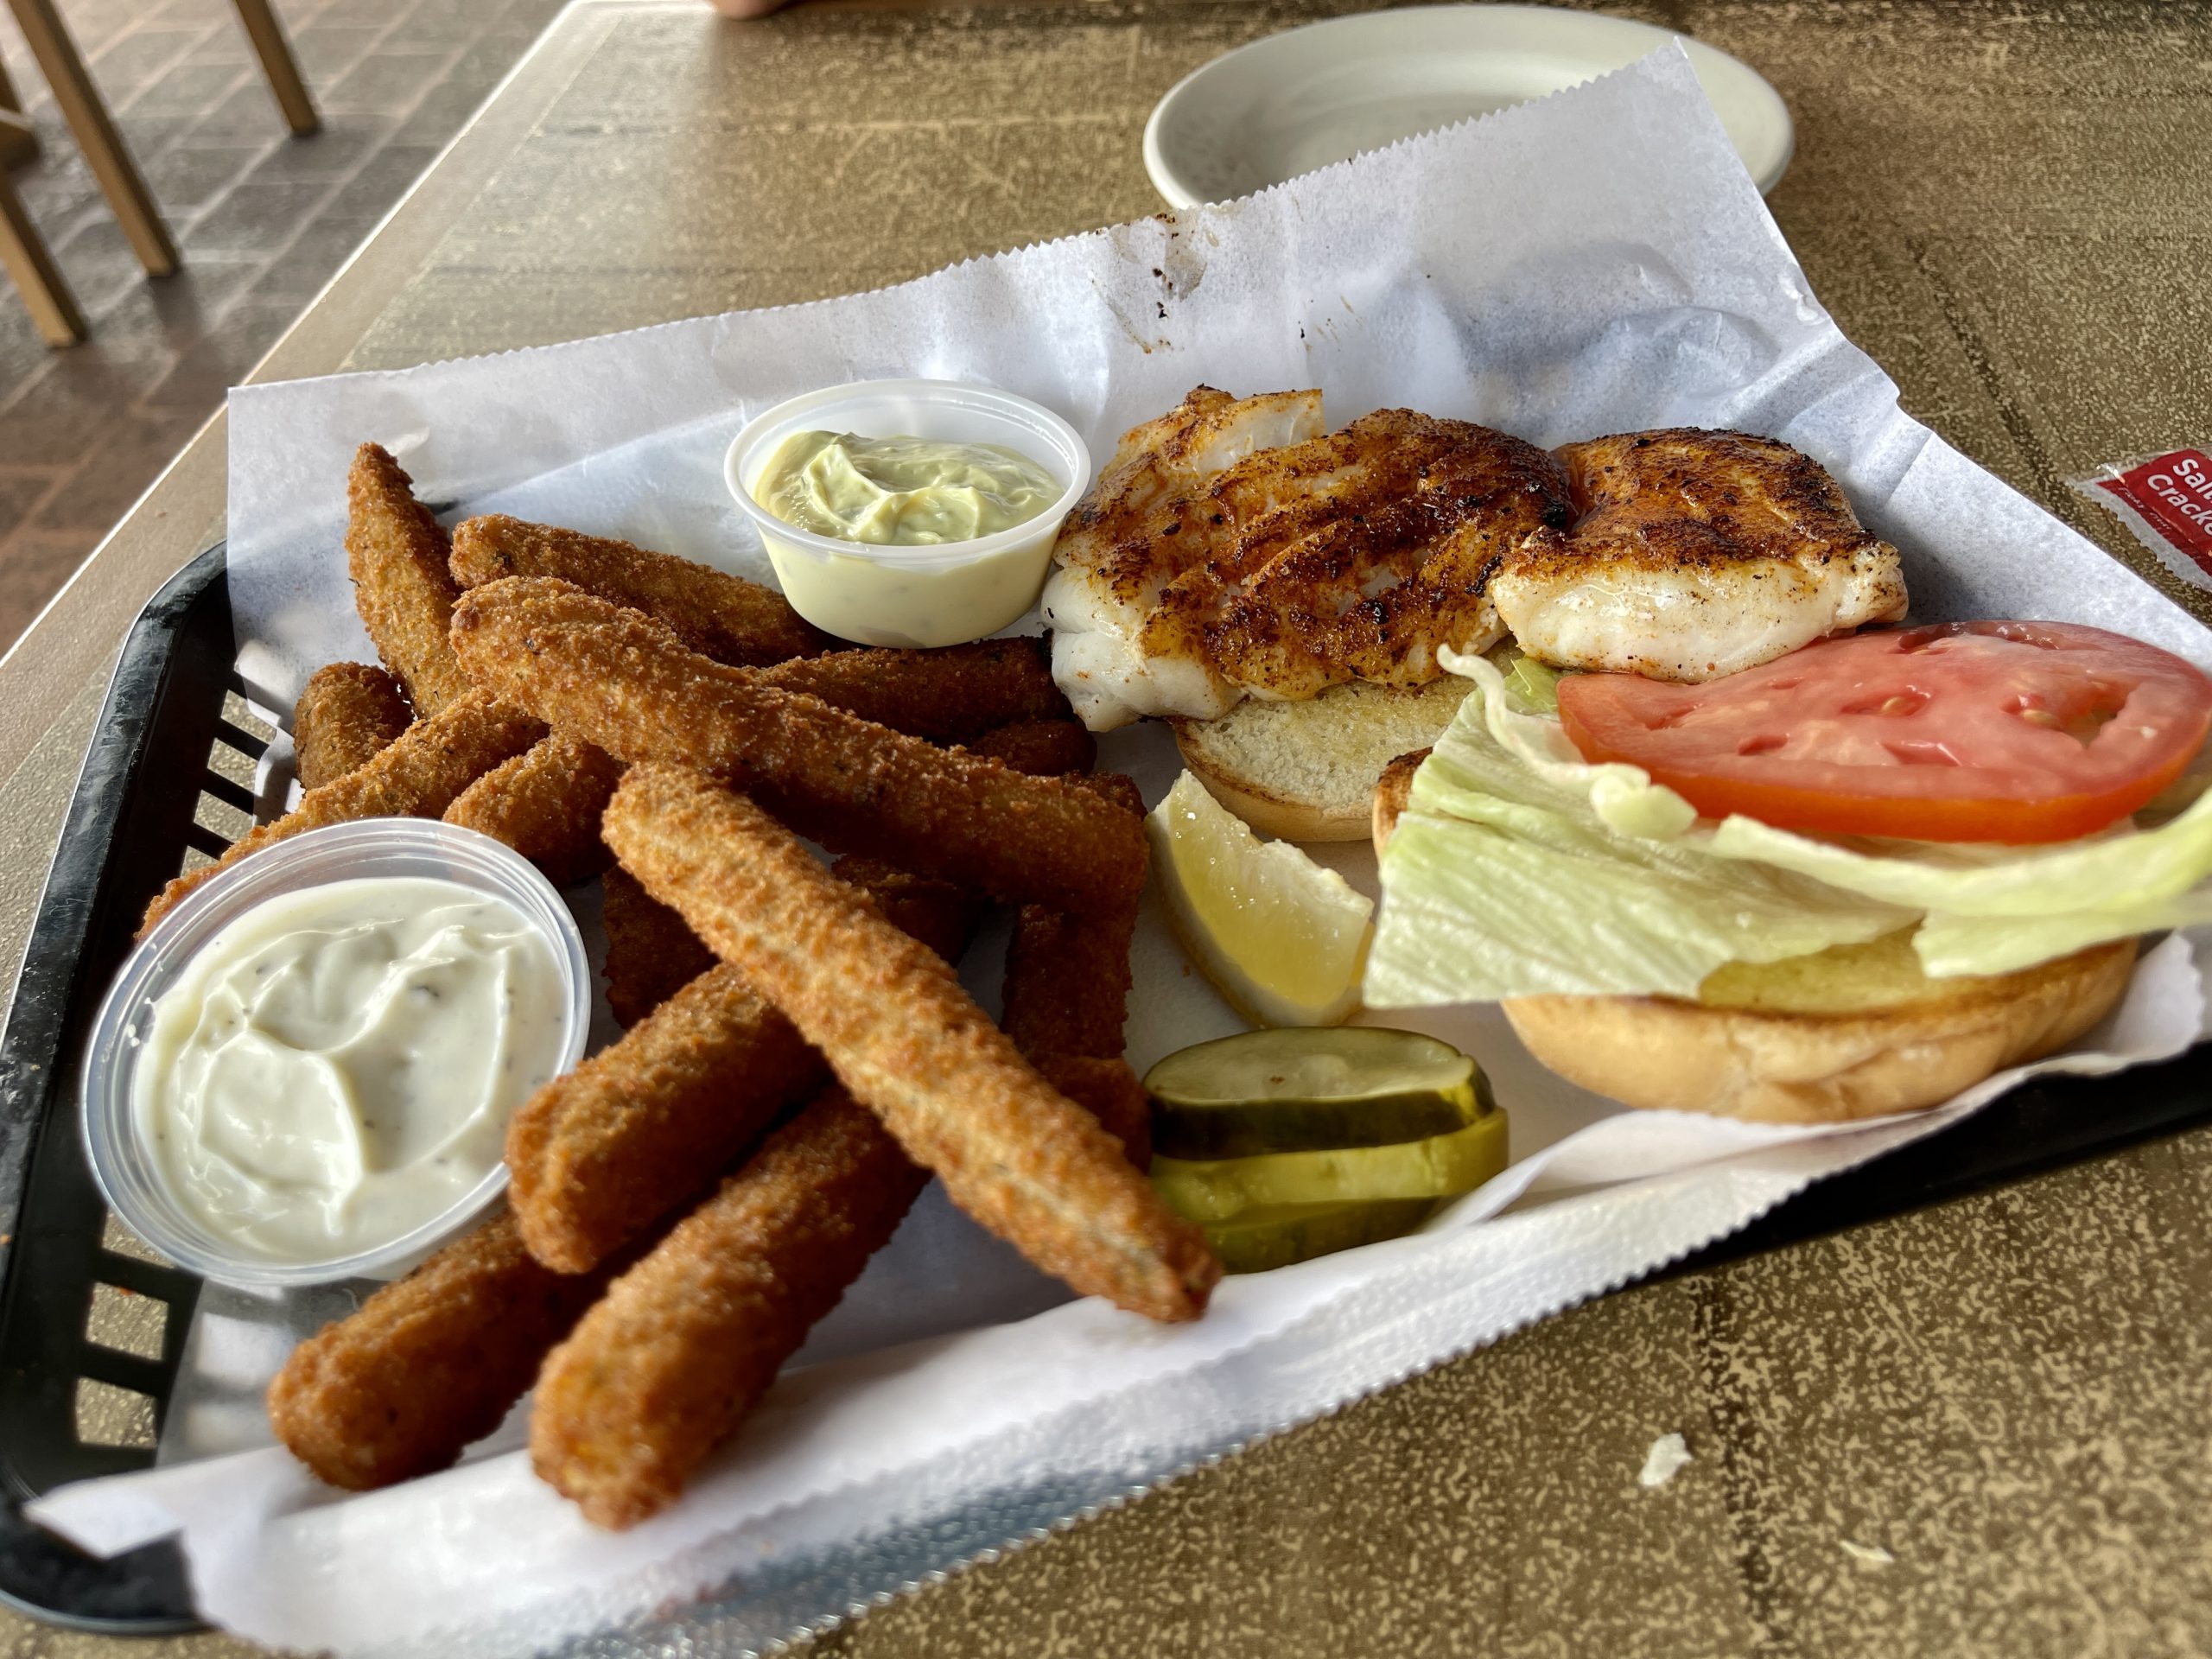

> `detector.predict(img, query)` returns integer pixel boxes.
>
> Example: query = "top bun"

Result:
[1175,678,1470,842]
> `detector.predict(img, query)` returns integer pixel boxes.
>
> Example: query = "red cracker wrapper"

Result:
[2074,448,2212,589]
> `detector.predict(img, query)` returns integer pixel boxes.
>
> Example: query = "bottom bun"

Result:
[1370,747,2139,1124]
[1502,938,2136,1124]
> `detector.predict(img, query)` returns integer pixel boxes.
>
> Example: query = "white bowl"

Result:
[725,379,1091,649]
[82,820,590,1288]
[1145,5,1794,209]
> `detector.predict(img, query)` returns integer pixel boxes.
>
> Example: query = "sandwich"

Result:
[1043,387,2212,1122]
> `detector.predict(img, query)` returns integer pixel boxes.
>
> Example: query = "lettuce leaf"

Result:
[1366,648,2212,1004]
[1365,659,1911,1005]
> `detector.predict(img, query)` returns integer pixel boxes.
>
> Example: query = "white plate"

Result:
[1145,5,1793,207]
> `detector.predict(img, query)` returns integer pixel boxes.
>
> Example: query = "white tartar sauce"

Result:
[131,877,568,1264]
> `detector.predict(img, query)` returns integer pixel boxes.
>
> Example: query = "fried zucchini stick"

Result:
[449,514,825,666]
[601,765,1216,1319]
[450,579,1144,917]
[531,1053,1148,1529]
[532,1087,925,1529]
[754,638,1071,743]
[509,856,977,1273]
[1002,773,1143,1063]
[142,693,543,935]
[600,867,713,1027]
[529,1019,1151,1526]
[444,733,625,887]
[1001,776,1147,1164]
[268,1207,615,1491]
[966,716,1096,777]
[347,443,473,714]
[291,662,412,790]
[1037,1054,1151,1170]
[536,834,1140,1522]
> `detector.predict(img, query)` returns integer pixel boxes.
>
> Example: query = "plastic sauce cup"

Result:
[725,378,1091,648]
[81,819,590,1288]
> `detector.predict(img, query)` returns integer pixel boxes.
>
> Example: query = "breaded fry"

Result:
[142,693,544,936]
[1002,770,1141,1069]
[755,637,1070,743]
[966,716,1096,777]
[1037,1054,1151,1170]
[449,515,824,667]
[601,765,1217,1319]
[531,1087,926,1529]
[450,579,1145,917]
[1003,900,1139,1058]
[531,893,1139,1527]
[444,733,625,887]
[1075,772,1144,817]
[267,1207,613,1491]
[826,855,984,954]
[600,867,713,1027]
[292,662,412,790]
[347,444,473,714]
[509,855,977,1274]
[510,963,819,1274]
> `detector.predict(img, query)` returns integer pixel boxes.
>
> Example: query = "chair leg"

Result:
[230,0,319,137]
[4,0,178,277]
[0,166,85,345]
[0,56,41,169]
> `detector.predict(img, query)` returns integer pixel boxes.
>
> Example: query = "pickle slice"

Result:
[1204,1198,1441,1275]
[1146,1027,1488,1160]
[1151,1109,1509,1223]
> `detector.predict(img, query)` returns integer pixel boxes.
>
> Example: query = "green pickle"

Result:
[1146,1027,1488,1159]
[1152,1110,1508,1222]
[1202,1198,1443,1275]
[1144,1027,1509,1273]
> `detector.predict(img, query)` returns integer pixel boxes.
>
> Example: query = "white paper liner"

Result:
[32,47,2212,1658]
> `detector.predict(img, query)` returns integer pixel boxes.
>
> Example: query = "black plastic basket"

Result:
[0,542,2209,1636]
[0,544,233,1633]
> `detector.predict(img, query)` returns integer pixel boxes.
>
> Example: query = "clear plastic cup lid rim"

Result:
[724,378,1093,569]
[80,818,592,1288]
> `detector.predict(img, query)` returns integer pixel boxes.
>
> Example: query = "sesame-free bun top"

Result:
[1174,677,1471,842]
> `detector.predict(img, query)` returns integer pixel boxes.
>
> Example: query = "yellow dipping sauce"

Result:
[755,430,1059,548]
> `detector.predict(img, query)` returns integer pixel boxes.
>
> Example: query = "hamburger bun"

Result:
[1174,677,1471,841]
[1372,752,2138,1124]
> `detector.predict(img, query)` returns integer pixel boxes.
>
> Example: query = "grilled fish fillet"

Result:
[1043,387,1571,728]
[1492,429,1909,682]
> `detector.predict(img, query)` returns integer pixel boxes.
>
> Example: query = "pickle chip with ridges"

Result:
[1146,1027,1489,1160]
[1151,1109,1509,1222]
[1202,1198,1442,1274]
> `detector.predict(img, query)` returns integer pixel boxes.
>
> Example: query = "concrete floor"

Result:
[0,0,565,653]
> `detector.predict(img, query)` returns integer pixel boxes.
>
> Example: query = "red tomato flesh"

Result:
[1555,621,2212,843]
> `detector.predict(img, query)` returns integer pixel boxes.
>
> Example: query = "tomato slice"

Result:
[1555,621,2212,843]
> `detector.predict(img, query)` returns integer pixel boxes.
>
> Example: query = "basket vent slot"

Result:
[86,1281,167,1362]
[171,687,279,882]
[102,1208,176,1268]
[219,689,274,753]
[73,1378,156,1450]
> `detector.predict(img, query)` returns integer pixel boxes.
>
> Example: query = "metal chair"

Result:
[2,0,320,346]
[0,161,79,345]
[0,54,36,169]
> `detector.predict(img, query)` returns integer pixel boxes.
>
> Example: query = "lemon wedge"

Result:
[1147,771,1374,1026]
